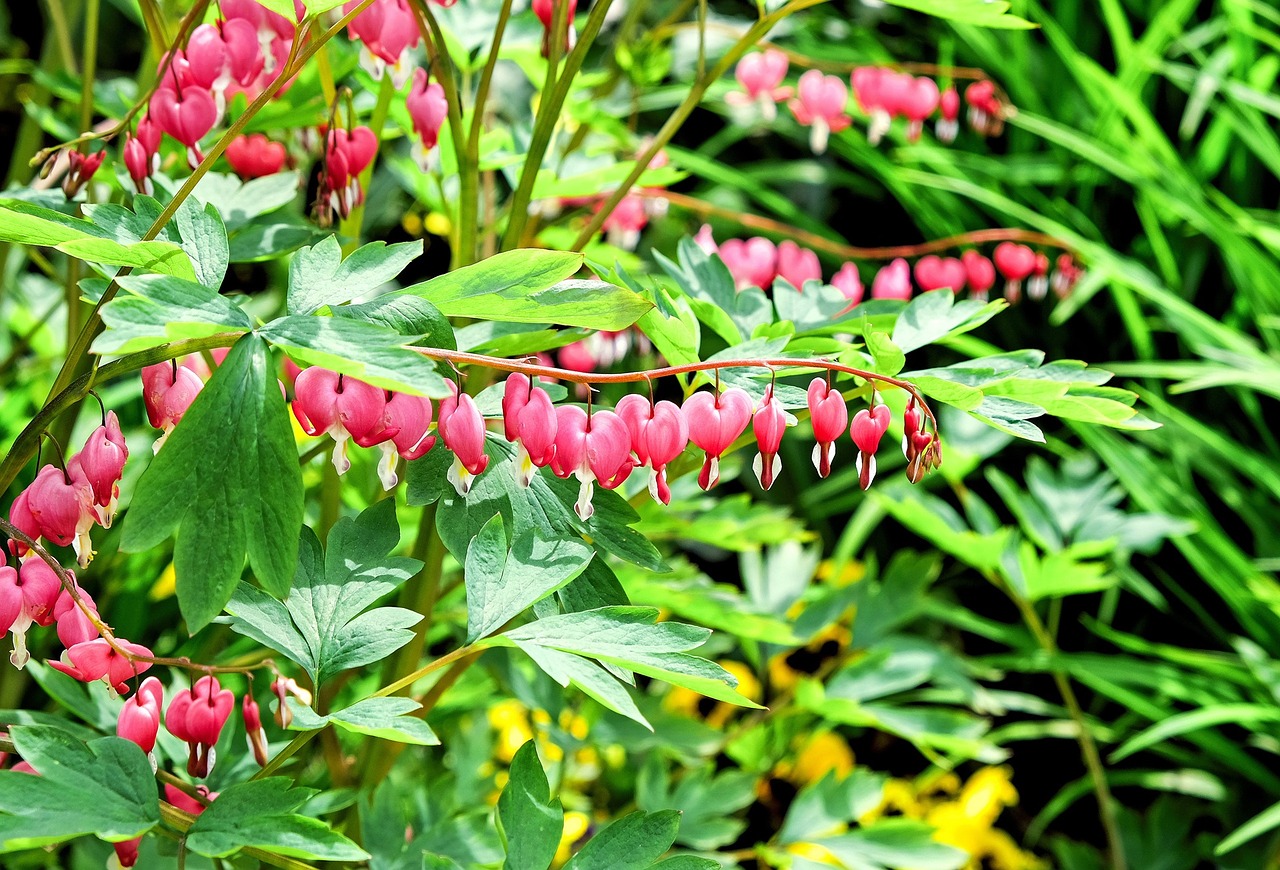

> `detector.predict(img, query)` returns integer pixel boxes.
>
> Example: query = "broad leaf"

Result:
[464,513,594,642]
[286,696,439,746]
[656,238,770,342]
[225,500,423,688]
[891,290,1003,354]
[122,335,304,632]
[173,197,229,288]
[260,313,451,397]
[403,249,652,329]
[562,810,682,870]
[185,778,369,861]
[287,236,423,315]
[497,742,563,870]
[333,292,457,351]
[0,726,159,850]
[93,274,252,355]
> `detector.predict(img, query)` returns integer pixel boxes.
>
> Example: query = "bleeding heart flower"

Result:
[871,258,913,301]
[226,133,287,179]
[962,251,997,301]
[751,386,788,491]
[727,49,792,122]
[937,86,960,142]
[25,463,98,566]
[1,557,62,668]
[913,255,967,293]
[77,411,127,526]
[407,67,448,162]
[549,406,634,520]
[832,262,864,305]
[532,0,578,56]
[142,362,205,452]
[438,383,490,496]
[718,237,778,291]
[502,374,558,487]
[850,403,891,490]
[683,387,752,490]
[376,392,436,490]
[166,675,234,778]
[775,241,821,290]
[993,242,1037,302]
[616,394,688,505]
[53,587,99,649]
[807,378,848,478]
[118,676,163,755]
[150,83,218,166]
[292,367,396,475]
[49,637,153,696]
[790,70,851,154]
[243,694,269,767]
[901,76,940,142]
[62,150,106,198]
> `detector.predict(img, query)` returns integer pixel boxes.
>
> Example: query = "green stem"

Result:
[79,0,100,136]
[338,72,398,252]
[500,0,619,250]
[570,0,829,250]
[41,0,77,74]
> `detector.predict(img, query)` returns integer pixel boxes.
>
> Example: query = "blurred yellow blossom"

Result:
[665,660,760,727]
[775,730,855,785]
[553,810,591,867]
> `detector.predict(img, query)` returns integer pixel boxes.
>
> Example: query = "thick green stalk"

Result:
[500,0,619,250]
[570,0,829,250]
[79,0,100,136]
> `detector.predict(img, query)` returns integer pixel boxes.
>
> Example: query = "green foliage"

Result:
[184,778,368,860]
[122,335,304,631]
[497,742,562,870]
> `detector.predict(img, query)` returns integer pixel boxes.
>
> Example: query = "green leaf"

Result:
[260,313,451,397]
[881,0,1036,29]
[122,335,303,632]
[518,642,649,727]
[58,236,196,278]
[813,820,968,869]
[287,236,424,315]
[174,197,229,289]
[864,328,906,377]
[891,290,1004,354]
[192,170,301,231]
[185,778,369,861]
[497,742,563,870]
[92,274,252,355]
[0,197,112,246]
[404,249,651,329]
[333,292,456,351]
[1217,797,1280,855]
[773,279,856,334]
[562,810,682,870]
[490,607,760,708]
[777,771,886,843]
[0,727,159,850]
[225,501,422,688]
[286,696,439,745]
[655,238,771,343]
[464,513,594,643]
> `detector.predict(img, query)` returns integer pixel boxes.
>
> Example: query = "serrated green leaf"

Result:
[563,810,682,870]
[260,313,451,397]
[0,727,159,850]
[288,236,423,315]
[174,197,229,289]
[92,274,251,354]
[404,249,651,329]
[122,335,303,631]
[891,291,1004,354]
[333,292,456,350]
[185,778,369,861]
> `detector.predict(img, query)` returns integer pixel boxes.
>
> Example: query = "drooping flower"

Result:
[166,675,235,778]
[243,694,269,767]
[77,411,128,527]
[965,79,1004,136]
[807,378,848,478]
[832,262,864,304]
[683,387,752,490]
[726,50,792,122]
[532,0,578,57]
[376,392,436,490]
[62,150,106,198]
[962,251,997,301]
[226,133,287,179]
[901,76,940,143]
[790,70,851,154]
[1,557,61,668]
[992,242,1036,303]
[913,255,967,293]
[718,237,778,290]
[407,67,448,166]
[149,81,219,167]
[291,367,396,475]
[616,394,688,505]
[118,676,164,755]
[344,0,420,85]
[502,374,558,487]
[141,361,205,452]
[53,587,99,649]
[49,637,154,696]
[936,86,960,143]
[437,382,490,495]
[850,403,891,490]
[24,464,98,566]
[871,258,913,300]
[550,406,634,520]
[775,241,821,290]
[751,386,788,491]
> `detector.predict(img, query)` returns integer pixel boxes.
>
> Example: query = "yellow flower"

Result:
[958,766,1018,826]
[401,211,424,237]
[553,811,591,867]
[664,660,760,728]
[816,558,866,586]
[424,212,452,237]
[489,700,533,764]
[778,731,854,785]
[768,624,852,692]
[785,841,842,867]
[149,563,177,601]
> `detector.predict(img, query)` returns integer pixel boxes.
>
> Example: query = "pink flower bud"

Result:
[186,24,229,89]
[683,387,752,490]
[807,378,848,478]
[831,262,863,304]
[775,241,821,290]
[438,384,490,495]
[962,251,997,300]
[244,694,269,767]
[693,224,718,254]
[164,783,216,816]
[407,67,448,153]
[226,133,287,179]
[62,150,106,198]
[122,136,153,195]
[112,838,141,868]
[850,404,891,490]
[118,677,163,754]
[53,587,99,648]
[913,255,967,293]
[292,368,395,474]
[550,406,633,520]
[993,242,1037,302]
[751,387,787,491]
[1028,252,1051,300]
[142,362,205,451]
[718,237,778,291]
[871,258,913,301]
[376,392,436,490]
[77,411,128,524]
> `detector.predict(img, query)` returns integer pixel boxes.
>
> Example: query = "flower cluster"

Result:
[728,51,1008,153]
[696,228,1081,304]
[287,363,934,521]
